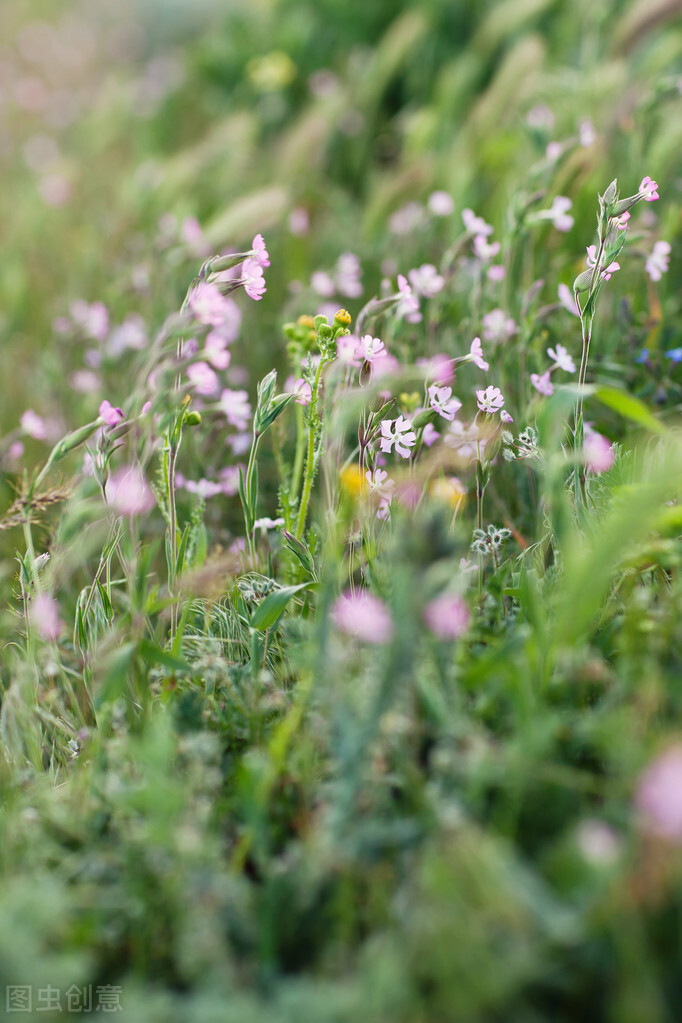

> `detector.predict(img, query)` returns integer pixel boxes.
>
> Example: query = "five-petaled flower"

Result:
[240,258,267,300]
[380,416,417,458]
[360,335,387,363]
[428,385,462,422]
[638,176,659,202]
[476,386,505,414]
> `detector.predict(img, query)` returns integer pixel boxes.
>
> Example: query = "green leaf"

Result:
[249,582,313,631]
[138,640,191,674]
[96,580,114,619]
[281,530,317,579]
[593,386,666,435]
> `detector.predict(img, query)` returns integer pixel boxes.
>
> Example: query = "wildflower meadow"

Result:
[2,0,682,1019]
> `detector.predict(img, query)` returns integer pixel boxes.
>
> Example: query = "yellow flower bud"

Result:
[334,309,352,327]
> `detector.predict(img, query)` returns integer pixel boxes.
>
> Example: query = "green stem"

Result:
[295,358,328,540]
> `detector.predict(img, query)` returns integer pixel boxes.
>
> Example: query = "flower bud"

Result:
[573,270,593,294]
[602,178,619,208]
[184,411,202,426]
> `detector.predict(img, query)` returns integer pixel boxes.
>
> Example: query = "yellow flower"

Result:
[340,464,366,498]
[429,476,467,508]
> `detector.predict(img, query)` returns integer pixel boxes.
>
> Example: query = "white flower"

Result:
[360,335,387,362]
[476,386,505,414]
[379,416,417,459]
[547,343,576,373]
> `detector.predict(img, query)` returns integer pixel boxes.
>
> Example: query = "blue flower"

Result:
[635,348,650,364]
[665,347,682,363]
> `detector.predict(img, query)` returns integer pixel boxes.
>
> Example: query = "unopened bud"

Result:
[184,411,202,426]
[333,309,352,328]
[573,270,593,294]
[602,178,618,206]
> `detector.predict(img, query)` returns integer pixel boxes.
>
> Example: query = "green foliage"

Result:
[1,0,682,1020]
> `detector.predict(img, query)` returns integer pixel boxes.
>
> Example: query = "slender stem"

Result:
[289,403,306,511]
[167,441,180,642]
[573,314,592,512]
[295,357,328,539]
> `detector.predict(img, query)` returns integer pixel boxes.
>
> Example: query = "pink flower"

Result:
[203,333,232,370]
[220,389,252,431]
[70,299,109,341]
[421,422,441,446]
[240,258,267,301]
[408,263,445,298]
[547,195,574,232]
[311,270,335,297]
[638,175,659,202]
[182,477,224,499]
[547,344,576,373]
[635,745,682,842]
[189,282,233,326]
[427,190,454,216]
[487,265,506,282]
[428,385,461,422]
[482,309,516,343]
[31,593,63,641]
[395,274,421,323]
[337,334,363,368]
[645,240,671,282]
[331,590,393,644]
[205,298,242,345]
[99,400,124,427]
[613,211,630,231]
[181,216,210,257]
[380,416,417,458]
[462,208,493,236]
[187,361,219,395]
[285,376,312,406]
[583,432,614,474]
[251,233,270,268]
[20,409,47,440]
[499,409,514,424]
[469,337,489,371]
[476,386,505,414]
[423,593,470,640]
[586,246,620,281]
[472,235,501,262]
[336,252,363,298]
[219,465,242,496]
[106,465,156,516]
[579,119,597,147]
[530,370,554,396]
[289,207,310,235]
[360,335,387,363]
[558,283,580,317]
[416,353,455,384]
